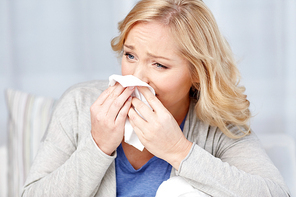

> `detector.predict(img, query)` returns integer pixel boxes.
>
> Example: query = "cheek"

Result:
[121,58,131,75]
[161,74,192,93]
[156,75,192,100]
[155,80,181,100]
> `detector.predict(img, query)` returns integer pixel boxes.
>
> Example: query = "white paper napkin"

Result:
[108,74,155,151]
[156,176,210,197]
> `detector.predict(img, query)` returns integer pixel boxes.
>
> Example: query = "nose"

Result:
[132,64,149,84]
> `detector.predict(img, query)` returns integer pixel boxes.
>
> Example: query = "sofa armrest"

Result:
[0,145,7,197]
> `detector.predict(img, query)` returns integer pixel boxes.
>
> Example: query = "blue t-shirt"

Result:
[115,117,186,197]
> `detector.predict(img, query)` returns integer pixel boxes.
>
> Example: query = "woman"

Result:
[22,0,290,196]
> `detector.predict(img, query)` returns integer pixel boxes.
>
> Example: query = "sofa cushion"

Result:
[5,89,56,197]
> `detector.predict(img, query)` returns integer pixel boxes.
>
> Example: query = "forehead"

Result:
[125,21,180,53]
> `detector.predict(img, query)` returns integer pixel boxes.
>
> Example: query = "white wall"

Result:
[204,0,296,138]
[1,0,296,152]
[0,0,137,147]
[1,0,296,196]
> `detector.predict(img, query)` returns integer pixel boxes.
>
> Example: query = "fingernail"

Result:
[128,96,132,101]
[129,86,135,90]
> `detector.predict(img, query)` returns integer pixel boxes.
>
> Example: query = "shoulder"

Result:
[59,80,108,104]
[51,80,108,120]
[186,99,259,156]
[45,80,109,141]
[61,80,109,99]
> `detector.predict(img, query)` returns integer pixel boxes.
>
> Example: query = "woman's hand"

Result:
[128,87,192,169]
[90,83,134,155]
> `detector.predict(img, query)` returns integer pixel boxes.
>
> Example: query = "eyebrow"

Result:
[124,44,171,61]
[124,44,134,50]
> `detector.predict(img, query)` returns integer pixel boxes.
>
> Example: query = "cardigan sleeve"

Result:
[176,131,290,197]
[22,82,116,197]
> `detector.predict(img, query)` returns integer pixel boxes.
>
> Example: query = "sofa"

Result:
[1,88,296,197]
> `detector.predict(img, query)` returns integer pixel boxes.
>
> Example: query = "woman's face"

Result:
[121,21,193,119]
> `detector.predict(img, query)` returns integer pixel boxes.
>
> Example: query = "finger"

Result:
[108,86,135,120]
[128,107,147,135]
[131,97,154,122]
[137,86,163,111]
[93,85,116,106]
[115,96,132,125]
[103,83,126,107]
[91,83,126,119]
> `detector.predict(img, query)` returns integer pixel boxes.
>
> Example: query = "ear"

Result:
[191,74,200,88]
[190,80,200,98]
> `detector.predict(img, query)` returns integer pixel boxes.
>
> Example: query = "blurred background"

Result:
[0,0,296,196]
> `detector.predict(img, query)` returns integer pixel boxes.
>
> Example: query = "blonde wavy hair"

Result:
[111,0,251,139]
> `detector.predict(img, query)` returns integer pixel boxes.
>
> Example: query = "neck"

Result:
[173,98,190,126]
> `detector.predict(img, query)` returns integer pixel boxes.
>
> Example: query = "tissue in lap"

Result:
[156,176,210,197]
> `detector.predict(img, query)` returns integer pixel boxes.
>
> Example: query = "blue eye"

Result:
[125,52,134,60]
[155,63,167,69]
